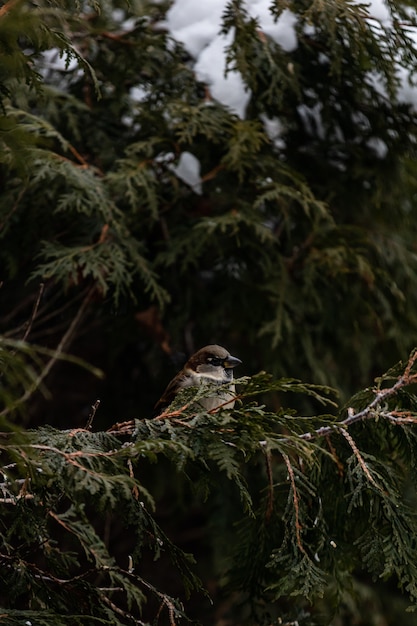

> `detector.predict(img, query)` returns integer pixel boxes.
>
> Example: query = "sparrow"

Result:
[154,344,242,415]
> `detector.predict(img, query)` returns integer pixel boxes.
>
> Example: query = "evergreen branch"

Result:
[0,552,92,586]
[99,593,145,626]
[0,550,149,625]
[109,353,417,456]
[21,442,126,462]
[0,184,27,233]
[339,429,382,491]
[294,350,417,442]
[378,410,417,425]
[123,568,183,626]
[282,453,305,555]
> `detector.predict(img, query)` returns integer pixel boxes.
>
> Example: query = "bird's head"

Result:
[187,345,242,381]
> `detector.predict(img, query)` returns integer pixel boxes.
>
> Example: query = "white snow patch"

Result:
[297,103,325,140]
[172,151,203,194]
[130,86,148,103]
[165,0,225,57]
[194,30,251,118]
[165,0,297,118]
[40,48,78,72]
[261,114,285,149]
[366,137,388,158]
[164,0,417,116]
[248,3,297,51]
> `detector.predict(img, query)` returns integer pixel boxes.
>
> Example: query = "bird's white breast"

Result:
[188,370,236,410]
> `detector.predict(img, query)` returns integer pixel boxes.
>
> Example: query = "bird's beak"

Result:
[224,355,242,369]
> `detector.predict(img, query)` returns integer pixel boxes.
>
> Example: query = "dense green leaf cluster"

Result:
[2,364,417,624]
[2,0,417,395]
[3,0,417,623]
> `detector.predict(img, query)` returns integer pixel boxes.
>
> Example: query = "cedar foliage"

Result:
[2,0,417,624]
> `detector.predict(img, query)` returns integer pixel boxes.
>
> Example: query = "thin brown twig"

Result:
[379,410,417,424]
[22,283,44,342]
[107,419,136,436]
[85,399,100,430]
[0,494,34,504]
[127,459,140,500]
[101,31,137,45]
[26,444,121,464]
[325,434,344,477]
[3,288,83,339]
[67,143,89,167]
[100,593,144,625]
[153,404,191,420]
[0,553,94,585]
[282,453,305,554]
[0,0,19,18]
[1,554,78,586]
[297,351,417,443]
[339,428,382,491]
[24,289,86,333]
[1,551,152,626]
[0,287,94,417]
[171,418,194,428]
[260,441,274,522]
[403,348,417,379]
[154,390,238,421]
[208,394,238,413]
[149,593,177,626]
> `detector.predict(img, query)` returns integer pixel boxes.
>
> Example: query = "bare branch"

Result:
[0,0,19,18]
[22,283,44,342]
[0,494,34,504]
[0,287,94,417]
[100,593,145,626]
[86,398,101,430]
[298,351,417,442]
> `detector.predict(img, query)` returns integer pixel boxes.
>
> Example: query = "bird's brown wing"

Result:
[153,371,190,417]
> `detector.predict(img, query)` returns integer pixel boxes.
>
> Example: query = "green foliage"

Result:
[2,0,417,394]
[3,0,417,623]
[0,425,200,624]
[3,359,417,624]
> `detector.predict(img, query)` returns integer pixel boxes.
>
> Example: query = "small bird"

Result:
[154,344,242,415]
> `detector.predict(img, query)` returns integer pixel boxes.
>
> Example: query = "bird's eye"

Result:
[207,356,223,366]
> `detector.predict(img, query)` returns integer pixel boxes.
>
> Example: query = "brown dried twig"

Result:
[283,453,305,554]
[299,350,417,442]
[22,283,44,342]
[86,399,100,430]
[260,441,274,522]
[0,287,94,417]
[339,428,382,491]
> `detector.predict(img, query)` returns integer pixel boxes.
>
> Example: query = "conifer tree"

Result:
[2,1,417,624]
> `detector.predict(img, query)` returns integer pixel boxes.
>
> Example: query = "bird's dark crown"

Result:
[187,345,241,370]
